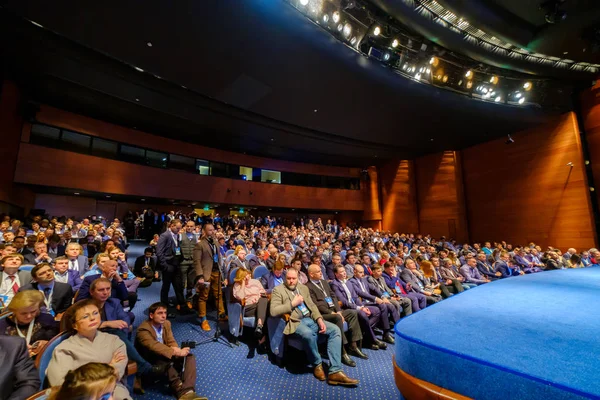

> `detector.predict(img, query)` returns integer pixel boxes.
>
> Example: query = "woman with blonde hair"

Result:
[48,362,118,400]
[0,290,59,357]
[232,268,268,341]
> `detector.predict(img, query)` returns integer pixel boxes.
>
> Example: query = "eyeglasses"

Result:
[76,310,100,322]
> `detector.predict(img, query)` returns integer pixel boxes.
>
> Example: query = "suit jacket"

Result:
[229,257,249,273]
[476,260,497,278]
[0,336,40,400]
[133,256,156,278]
[260,271,284,294]
[494,260,519,278]
[47,245,66,259]
[100,298,131,326]
[53,269,82,291]
[0,270,32,290]
[306,279,341,315]
[156,230,182,273]
[440,266,461,281]
[23,252,40,265]
[19,281,73,314]
[75,275,128,302]
[348,276,378,303]
[270,283,322,335]
[135,319,179,362]
[459,265,487,284]
[193,237,223,281]
[382,272,410,295]
[179,233,197,267]
[400,269,429,293]
[330,279,364,310]
[67,255,89,276]
[247,256,264,271]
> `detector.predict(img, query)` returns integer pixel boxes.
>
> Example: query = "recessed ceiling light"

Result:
[135,98,139,102]
[106,195,111,198]
[563,51,568,55]
[30,21,44,28]
[147,42,153,47]
[314,109,318,112]
[134,66,144,72]
[141,199,145,201]
[270,138,274,141]
[74,192,80,195]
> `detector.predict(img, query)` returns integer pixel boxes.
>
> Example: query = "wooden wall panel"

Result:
[35,105,360,178]
[581,81,600,211]
[415,151,468,242]
[15,144,364,211]
[362,166,382,228]
[379,159,419,233]
[462,112,596,250]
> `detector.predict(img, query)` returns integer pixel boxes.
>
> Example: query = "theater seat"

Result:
[226,267,255,338]
[25,389,50,400]
[225,250,234,257]
[252,265,269,280]
[34,331,71,389]
[19,265,35,272]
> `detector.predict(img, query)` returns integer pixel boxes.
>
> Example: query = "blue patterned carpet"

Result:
[126,241,397,400]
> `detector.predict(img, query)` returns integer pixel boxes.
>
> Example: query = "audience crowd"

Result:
[0,210,597,399]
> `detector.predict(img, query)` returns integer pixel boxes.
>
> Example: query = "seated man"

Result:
[440,258,476,289]
[325,254,344,281]
[270,269,358,386]
[76,259,129,304]
[514,249,543,274]
[289,258,308,285]
[382,262,427,313]
[495,251,524,277]
[260,262,285,294]
[135,302,207,400]
[400,259,440,305]
[65,242,89,276]
[350,265,398,344]
[19,263,73,316]
[108,248,141,294]
[429,256,465,296]
[459,257,490,286]
[330,265,386,350]
[52,256,83,291]
[368,264,413,317]
[306,264,367,367]
[343,254,357,279]
[133,247,158,288]
[23,241,53,265]
[475,252,501,280]
[0,253,31,307]
[0,335,40,399]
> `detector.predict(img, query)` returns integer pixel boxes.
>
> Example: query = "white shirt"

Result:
[0,273,21,306]
[69,258,79,271]
[55,271,69,283]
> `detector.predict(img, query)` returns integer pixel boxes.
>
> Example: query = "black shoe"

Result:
[369,344,380,350]
[254,325,263,339]
[374,339,387,350]
[347,346,369,360]
[383,333,395,345]
[341,354,356,367]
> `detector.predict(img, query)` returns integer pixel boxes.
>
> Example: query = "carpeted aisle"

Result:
[395,267,600,400]
[126,241,397,400]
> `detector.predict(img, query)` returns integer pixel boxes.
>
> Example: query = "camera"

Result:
[181,341,196,349]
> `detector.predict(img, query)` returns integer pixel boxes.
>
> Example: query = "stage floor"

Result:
[394,267,600,400]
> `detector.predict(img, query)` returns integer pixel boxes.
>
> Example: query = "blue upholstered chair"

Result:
[225,250,234,257]
[245,254,258,268]
[19,264,35,272]
[34,331,72,389]
[226,267,256,338]
[252,265,269,280]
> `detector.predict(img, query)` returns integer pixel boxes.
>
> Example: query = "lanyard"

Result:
[41,288,53,311]
[313,281,328,297]
[15,319,34,343]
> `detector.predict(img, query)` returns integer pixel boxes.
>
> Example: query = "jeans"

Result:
[462,283,478,290]
[291,318,343,374]
[107,328,152,375]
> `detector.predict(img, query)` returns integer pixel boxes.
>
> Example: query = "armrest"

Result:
[126,361,137,376]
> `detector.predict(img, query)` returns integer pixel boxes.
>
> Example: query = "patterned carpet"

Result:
[126,241,397,400]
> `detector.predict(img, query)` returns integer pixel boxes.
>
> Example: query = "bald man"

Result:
[306,264,367,365]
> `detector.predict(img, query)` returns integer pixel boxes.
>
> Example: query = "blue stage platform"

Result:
[394,267,600,400]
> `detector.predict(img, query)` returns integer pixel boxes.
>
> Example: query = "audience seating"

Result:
[18,264,35,272]
[225,250,234,257]
[252,265,269,280]
[25,390,50,400]
[225,267,255,338]
[35,331,71,389]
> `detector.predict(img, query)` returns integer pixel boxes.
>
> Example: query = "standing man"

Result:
[180,221,198,301]
[193,223,226,331]
[157,219,192,315]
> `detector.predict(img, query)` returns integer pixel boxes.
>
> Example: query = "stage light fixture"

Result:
[300,0,308,6]
[515,92,522,99]
[374,26,381,36]
[402,63,408,70]
[490,76,499,85]
[442,75,448,83]
[465,70,473,78]
[429,57,439,67]
[523,82,532,91]
[337,23,343,31]
[518,97,525,104]
[323,14,329,23]
[332,11,340,23]
[495,96,502,102]
[350,36,357,45]
[343,23,352,37]
[415,72,422,80]
[426,68,431,74]
[466,81,473,89]
[392,39,399,48]
[383,53,390,61]
[458,79,463,85]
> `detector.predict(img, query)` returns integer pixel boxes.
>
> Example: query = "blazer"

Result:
[400,269,429,293]
[247,256,265,271]
[476,260,497,279]
[156,230,182,273]
[179,233,197,267]
[330,278,365,310]
[18,281,73,314]
[494,260,519,278]
[75,275,128,302]
[306,279,342,315]
[348,276,378,303]
[0,270,32,289]
[54,269,82,291]
[0,336,40,400]
[260,271,284,294]
[439,266,461,281]
[133,256,157,278]
[270,283,322,335]
[66,255,88,276]
[459,265,487,284]
[100,298,131,326]
[135,319,179,362]
[193,237,223,281]
[382,272,410,295]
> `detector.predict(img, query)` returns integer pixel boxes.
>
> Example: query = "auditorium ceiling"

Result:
[0,0,594,167]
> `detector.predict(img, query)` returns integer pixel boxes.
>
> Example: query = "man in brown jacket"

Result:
[135,302,206,400]
[193,223,226,331]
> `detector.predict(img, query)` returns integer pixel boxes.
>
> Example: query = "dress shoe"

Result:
[313,364,326,381]
[218,313,228,321]
[374,339,387,350]
[178,306,195,315]
[254,325,263,339]
[383,333,395,344]
[369,344,380,350]
[341,353,356,367]
[201,320,211,331]
[327,371,359,386]
[347,346,369,360]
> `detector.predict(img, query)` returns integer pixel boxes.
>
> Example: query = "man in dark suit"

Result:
[46,234,65,260]
[0,336,40,400]
[65,242,89,277]
[75,259,129,303]
[134,248,158,288]
[306,264,366,366]
[495,251,524,277]
[476,252,501,280]
[157,219,191,316]
[53,256,83,291]
[19,263,73,315]
[401,259,440,305]
[23,242,53,265]
[382,263,427,313]
[260,263,285,294]
[330,265,386,350]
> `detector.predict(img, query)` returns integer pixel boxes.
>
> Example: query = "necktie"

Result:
[44,287,51,300]
[70,260,76,270]
[9,275,19,294]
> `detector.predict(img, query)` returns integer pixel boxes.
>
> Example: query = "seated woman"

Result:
[232,269,268,342]
[0,290,59,357]
[47,299,131,400]
[48,362,118,400]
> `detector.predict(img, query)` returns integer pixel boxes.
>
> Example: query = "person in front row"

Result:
[459,257,490,286]
[133,247,159,288]
[0,335,40,400]
[47,299,131,400]
[47,362,118,400]
[232,269,268,345]
[135,302,207,400]
[270,269,359,386]
[306,264,367,367]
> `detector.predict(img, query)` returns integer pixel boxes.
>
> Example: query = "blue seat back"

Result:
[35,331,72,389]
[229,267,239,284]
[225,250,234,257]
[253,265,269,280]
[19,264,35,272]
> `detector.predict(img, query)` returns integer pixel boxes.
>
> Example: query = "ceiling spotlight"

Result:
[458,79,463,85]
[465,70,473,78]
[518,97,526,104]
[350,36,357,45]
[332,12,340,23]
[323,14,329,23]
[495,96,502,102]
[442,75,448,83]
[299,0,308,6]
[402,63,408,70]
[515,92,522,99]
[337,23,343,32]
[374,26,381,36]
[429,57,439,67]
[426,68,431,74]
[489,76,499,85]
[415,73,422,80]
[343,23,352,37]
[74,192,80,195]
[482,88,488,94]
[506,134,514,144]
[523,81,532,91]
[383,53,390,61]
[392,39,399,48]
[541,0,567,24]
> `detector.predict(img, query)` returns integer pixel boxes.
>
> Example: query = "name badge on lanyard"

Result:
[175,247,182,256]
[42,290,55,316]
[324,296,335,308]
[297,302,310,316]
[213,253,219,263]
[382,291,390,298]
